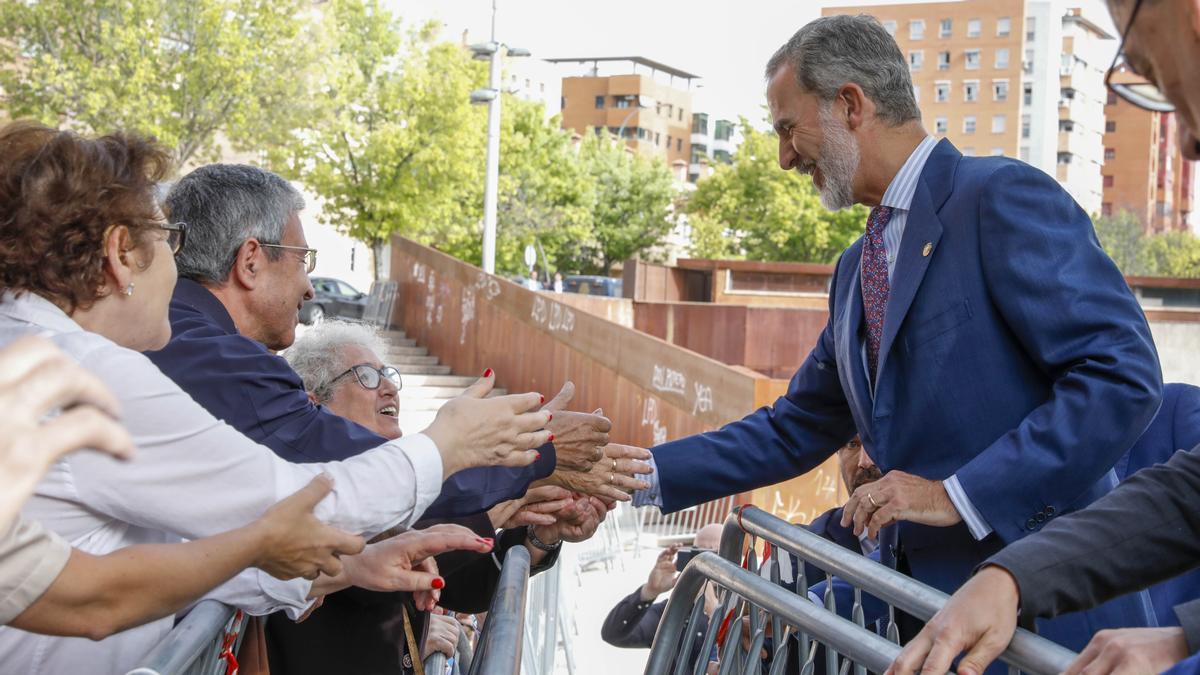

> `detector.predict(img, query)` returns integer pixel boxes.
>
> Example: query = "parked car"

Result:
[563,275,623,297]
[301,277,368,324]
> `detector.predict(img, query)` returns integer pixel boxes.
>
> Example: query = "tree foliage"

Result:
[1094,211,1200,278]
[0,0,314,167]
[686,118,867,263]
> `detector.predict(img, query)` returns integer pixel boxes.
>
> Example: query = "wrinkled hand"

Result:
[252,475,366,580]
[532,496,607,545]
[1064,628,1189,675]
[344,524,494,607]
[542,382,611,471]
[642,545,681,601]
[542,443,652,502]
[424,371,551,476]
[422,612,460,659]
[488,485,573,529]
[0,336,136,527]
[841,469,961,539]
[888,566,1020,675]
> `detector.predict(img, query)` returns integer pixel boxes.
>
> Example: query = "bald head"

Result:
[694,524,723,551]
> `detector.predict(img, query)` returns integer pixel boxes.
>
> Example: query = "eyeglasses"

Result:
[1104,0,1174,113]
[159,222,187,255]
[330,363,402,392]
[260,243,318,273]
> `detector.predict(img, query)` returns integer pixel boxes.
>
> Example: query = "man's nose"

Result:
[778,137,797,171]
[303,277,315,301]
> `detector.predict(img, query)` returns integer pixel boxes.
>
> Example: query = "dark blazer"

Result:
[648,139,1162,651]
[990,442,1200,657]
[146,278,557,519]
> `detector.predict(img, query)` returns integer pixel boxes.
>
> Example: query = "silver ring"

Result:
[867,493,880,508]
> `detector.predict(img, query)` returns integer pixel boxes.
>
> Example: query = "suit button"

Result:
[1045,506,1056,516]
[1035,513,1046,523]
[1025,518,1037,530]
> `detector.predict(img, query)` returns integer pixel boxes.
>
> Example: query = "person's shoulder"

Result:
[954,155,1049,190]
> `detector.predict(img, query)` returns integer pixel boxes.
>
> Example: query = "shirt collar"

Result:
[172,278,239,335]
[879,135,938,212]
[0,291,86,334]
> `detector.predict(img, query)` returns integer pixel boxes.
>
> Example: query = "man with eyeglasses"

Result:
[890,2,1200,674]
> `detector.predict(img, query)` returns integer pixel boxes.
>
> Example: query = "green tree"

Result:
[1139,231,1200,278]
[0,0,314,167]
[685,119,866,263]
[1093,211,1145,274]
[575,131,677,274]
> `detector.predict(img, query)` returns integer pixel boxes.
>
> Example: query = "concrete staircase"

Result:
[380,330,504,435]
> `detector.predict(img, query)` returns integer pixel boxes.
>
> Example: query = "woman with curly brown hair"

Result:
[0,120,551,673]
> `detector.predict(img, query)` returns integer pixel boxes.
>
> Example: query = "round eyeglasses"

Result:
[330,363,402,392]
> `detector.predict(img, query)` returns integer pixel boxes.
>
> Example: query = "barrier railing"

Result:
[125,601,247,675]
[469,546,531,675]
[647,506,1079,675]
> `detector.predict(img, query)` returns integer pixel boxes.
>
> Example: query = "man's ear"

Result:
[230,239,264,290]
[100,225,136,296]
[839,83,869,131]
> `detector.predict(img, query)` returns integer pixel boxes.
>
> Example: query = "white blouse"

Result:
[0,293,444,675]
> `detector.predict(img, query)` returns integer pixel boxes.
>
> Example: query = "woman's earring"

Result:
[123,283,135,297]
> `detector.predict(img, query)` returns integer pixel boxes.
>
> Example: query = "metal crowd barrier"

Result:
[646,506,1079,675]
[469,546,532,675]
[125,601,247,675]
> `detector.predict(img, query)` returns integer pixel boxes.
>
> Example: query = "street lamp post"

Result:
[469,0,529,275]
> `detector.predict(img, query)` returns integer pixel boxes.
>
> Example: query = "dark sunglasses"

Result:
[1104,0,1173,113]
[159,222,187,255]
[330,363,402,392]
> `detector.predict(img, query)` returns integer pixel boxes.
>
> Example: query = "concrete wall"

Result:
[1150,321,1200,385]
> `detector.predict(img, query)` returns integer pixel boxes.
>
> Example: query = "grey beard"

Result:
[816,105,861,211]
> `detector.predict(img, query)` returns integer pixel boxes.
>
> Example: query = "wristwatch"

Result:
[526,526,562,553]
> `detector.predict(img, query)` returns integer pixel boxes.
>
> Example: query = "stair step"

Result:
[399,374,486,387]
[384,337,417,348]
[390,354,440,365]
[394,364,452,375]
[399,386,508,399]
[383,346,429,357]
[381,330,407,340]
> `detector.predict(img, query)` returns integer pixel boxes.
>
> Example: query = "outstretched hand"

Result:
[541,443,652,502]
[253,474,366,580]
[344,523,495,610]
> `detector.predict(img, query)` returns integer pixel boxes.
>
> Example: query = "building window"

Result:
[991,148,1005,156]
[666,134,671,147]
[1024,49,1035,73]
[883,20,897,36]
[692,113,709,135]
[1101,202,1113,216]
[1026,16,1036,41]
[992,114,1007,133]
[940,18,952,37]
[997,17,1011,37]
[715,119,734,141]
[655,132,661,145]
[1104,175,1115,187]
[1023,83,1033,105]
[965,49,981,70]
[963,147,977,157]
[938,51,951,70]
[1020,146,1030,162]
[594,95,605,109]
[1021,114,1031,139]
[615,95,633,109]
[935,117,948,134]
[967,19,982,38]
[1107,91,1118,105]
[913,85,920,102]
[1058,152,1073,164]
[935,81,950,102]
[1059,119,1076,132]
[995,48,1009,69]
[964,80,979,102]
[561,96,566,110]
[1106,120,1117,133]
[910,19,925,40]
[679,109,684,122]
[713,149,731,163]
[909,50,924,71]
[677,138,682,151]
[637,128,646,140]
[1105,148,1116,160]
[993,80,1009,101]
[964,116,977,134]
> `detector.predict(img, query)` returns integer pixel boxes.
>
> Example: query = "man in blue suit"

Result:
[634,14,1162,653]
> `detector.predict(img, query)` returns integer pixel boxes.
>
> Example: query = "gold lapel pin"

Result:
[922,242,933,257]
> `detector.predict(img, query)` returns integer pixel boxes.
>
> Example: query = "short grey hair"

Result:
[765,14,921,126]
[284,321,388,403]
[165,164,305,284]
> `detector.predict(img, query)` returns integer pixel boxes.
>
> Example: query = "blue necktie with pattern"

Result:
[861,205,894,385]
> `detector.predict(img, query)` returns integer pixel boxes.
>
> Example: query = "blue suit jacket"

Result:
[145,279,556,519]
[1118,383,1200,628]
[650,140,1162,650]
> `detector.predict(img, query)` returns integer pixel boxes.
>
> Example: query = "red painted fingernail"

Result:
[483,368,493,378]
[548,434,555,442]
[548,413,553,421]
[432,577,445,589]
[479,537,494,546]
[539,394,545,404]
[535,451,542,459]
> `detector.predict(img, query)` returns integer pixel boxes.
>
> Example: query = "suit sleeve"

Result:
[986,444,1200,629]
[1172,385,1200,455]
[652,255,859,514]
[601,590,666,648]
[955,162,1163,543]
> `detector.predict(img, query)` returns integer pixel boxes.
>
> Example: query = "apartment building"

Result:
[689,113,742,182]
[551,56,696,169]
[1102,65,1194,233]
[823,0,1112,215]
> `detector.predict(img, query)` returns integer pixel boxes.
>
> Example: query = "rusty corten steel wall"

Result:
[390,237,843,523]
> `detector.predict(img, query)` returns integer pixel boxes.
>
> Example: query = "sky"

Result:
[388,0,1118,129]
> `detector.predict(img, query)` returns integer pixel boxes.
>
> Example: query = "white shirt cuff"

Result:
[944,475,993,540]
[204,569,315,620]
[395,432,443,527]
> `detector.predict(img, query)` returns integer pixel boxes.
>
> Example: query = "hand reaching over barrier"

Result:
[252,475,366,580]
[488,485,574,529]
[540,381,611,471]
[539,443,653,502]
[423,370,551,477]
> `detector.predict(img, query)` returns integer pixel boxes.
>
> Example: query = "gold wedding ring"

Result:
[868,493,880,508]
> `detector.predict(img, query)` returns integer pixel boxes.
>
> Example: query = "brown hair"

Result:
[0,120,174,312]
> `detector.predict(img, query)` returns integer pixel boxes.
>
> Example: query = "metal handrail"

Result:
[424,624,474,675]
[468,546,531,675]
[126,601,245,675]
[721,506,1078,675]
[646,552,901,674]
